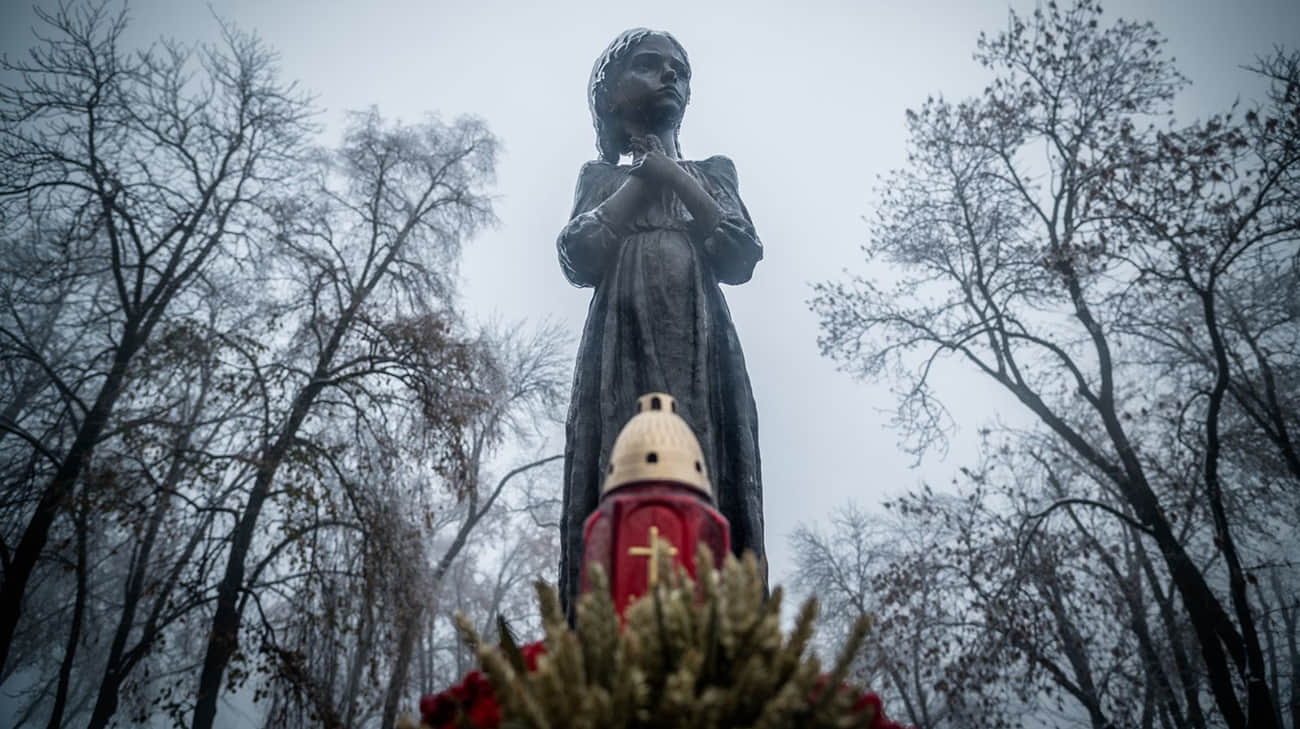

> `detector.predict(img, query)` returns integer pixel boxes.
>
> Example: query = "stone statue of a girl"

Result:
[557,28,766,613]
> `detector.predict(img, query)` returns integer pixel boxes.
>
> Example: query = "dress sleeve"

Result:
[557,161,621,288]
[694,155,763,285]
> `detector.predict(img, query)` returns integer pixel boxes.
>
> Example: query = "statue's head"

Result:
[588,28,691,164]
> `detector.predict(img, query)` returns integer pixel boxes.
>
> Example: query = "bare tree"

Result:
[811,3,1297,727]
[790,506,951,727]
[0,0,312,671]
[379,324,566,729]
[81,295,262,729]
[0,6,577,729]
[189,108,497,729]
[248,325,566,729]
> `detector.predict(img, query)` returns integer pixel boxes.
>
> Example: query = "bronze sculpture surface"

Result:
[557,28,766,613]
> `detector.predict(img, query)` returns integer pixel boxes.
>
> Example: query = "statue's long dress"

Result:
[557,155,765,613]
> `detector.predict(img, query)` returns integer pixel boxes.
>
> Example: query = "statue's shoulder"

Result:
[575,159,625,185]
[579,158,618,171]
[578,159,623,174]
[571,160,626,202]
[691,154,743,193]
[694,154,736,168]
[690,155,740,189]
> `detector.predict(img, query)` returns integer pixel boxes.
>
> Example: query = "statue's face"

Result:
[608,35,690,128]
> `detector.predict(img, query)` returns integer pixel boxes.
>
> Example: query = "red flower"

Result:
[520,641,546,671]
[809,678,914,729]
[418,670,501,729]
[853,690,883,722]
[417,642,547,729]
[417,691,456,727]
[852,690,915,729]
[463,673,501,727]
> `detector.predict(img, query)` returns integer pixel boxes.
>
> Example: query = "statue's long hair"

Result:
[588,28,691,164]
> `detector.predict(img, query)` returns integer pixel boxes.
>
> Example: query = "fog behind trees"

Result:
[1,4,564,727]
[802,3,1298,728]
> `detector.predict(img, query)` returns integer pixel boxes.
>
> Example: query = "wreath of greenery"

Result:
[435,547,881,729]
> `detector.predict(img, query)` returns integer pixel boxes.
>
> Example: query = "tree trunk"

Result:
[85,484,174,729]
[191,345,335,729]
[0,335,137,671]
[190,176,408,729]
[1254,582,1284,729]
[1069,508,1189,729]
[1273,569,1298,729]
[1001,328,1248,727]
[1137,538,1208,729]
[1039,563,1108,729]
[190,436,292,729]
[375,453,559,729]
[885,664,923,728]
[381,606,423,729]
[45,507,88,729]
[1200,289,1281,729]
[341,605,375,729]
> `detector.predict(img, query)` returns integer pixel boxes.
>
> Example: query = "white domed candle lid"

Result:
[601,393,712,498]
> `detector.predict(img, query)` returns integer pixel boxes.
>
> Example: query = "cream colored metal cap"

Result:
[601,393,713,498]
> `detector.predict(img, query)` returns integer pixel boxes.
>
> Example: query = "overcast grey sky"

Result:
[2,0,1296,586]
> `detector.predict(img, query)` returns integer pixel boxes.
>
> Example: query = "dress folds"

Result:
[557,154,766,613]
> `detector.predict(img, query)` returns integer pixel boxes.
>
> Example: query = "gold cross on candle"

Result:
[626,525,678,587]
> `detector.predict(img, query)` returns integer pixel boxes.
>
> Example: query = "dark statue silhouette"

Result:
[557,28,766,615]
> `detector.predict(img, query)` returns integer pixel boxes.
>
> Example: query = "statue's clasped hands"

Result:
[626,133,723,237]
[628,135,680,187]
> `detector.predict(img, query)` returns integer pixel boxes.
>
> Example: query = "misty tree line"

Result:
[0,3,566,728]
[804,3,1298,729]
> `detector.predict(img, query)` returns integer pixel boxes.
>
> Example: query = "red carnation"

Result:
[418,670,502,729]
[852,689,915,729]
[418,691,455,726]
[520,641,546,671]
[853,690,883,723]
